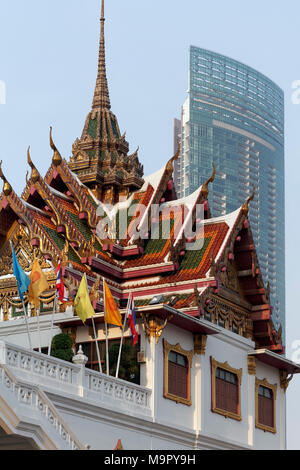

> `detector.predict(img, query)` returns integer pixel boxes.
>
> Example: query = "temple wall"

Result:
[0,313,288,450]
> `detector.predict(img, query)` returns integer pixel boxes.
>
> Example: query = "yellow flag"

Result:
[74,274,95,324]
[28,257,49,307]
[104,280,123,328]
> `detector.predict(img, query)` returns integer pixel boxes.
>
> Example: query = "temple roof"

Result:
[0,2,283,354]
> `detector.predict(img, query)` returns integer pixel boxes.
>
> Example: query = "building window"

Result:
[163,339,193,406]
[168,351,188,399]
[211,357,242,421]
[255,378,277,433]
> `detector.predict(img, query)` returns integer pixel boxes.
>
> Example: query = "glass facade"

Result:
[175,46,285,341]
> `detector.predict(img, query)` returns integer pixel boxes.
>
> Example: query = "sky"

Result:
[0,0,300,449]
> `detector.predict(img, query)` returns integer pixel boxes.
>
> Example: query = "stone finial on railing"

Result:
[72,346,88,397]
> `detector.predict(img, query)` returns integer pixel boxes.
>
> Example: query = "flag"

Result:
[56,264,69,303]
[11,243,30,301]
[114,439,123,450]
[28,256,49,307]
[74,274,95,324]
[127,293,138,346]
[104,280,123,327]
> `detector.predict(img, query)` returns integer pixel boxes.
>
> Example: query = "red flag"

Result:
[56,264,69,303]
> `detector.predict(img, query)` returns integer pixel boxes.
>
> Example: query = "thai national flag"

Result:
[56,264,69,303]
[127,294,138,346]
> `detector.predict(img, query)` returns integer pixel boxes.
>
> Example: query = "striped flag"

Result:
[56,264,68,303]
[128,293,138,346]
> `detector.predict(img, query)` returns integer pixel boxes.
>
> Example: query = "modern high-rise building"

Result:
[174,46,285,341]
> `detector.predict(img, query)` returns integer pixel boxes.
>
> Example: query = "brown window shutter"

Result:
[168,362,178,396]
[168,356,188,399]
[258,395,274,428]
[216,369,238,414]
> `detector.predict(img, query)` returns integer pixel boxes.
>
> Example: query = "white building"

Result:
[0,305,298,450]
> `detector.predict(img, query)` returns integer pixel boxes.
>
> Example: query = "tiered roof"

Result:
[0,0,283,353]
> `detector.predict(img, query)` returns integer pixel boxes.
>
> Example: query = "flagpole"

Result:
[92,317,102,373]
[48,291,57,356]
[22,299,32,350]
[115,292,131,379]
[37,306,42,353]
[103,277,109,376]
[10,241,32,349]
[83,273,102,373]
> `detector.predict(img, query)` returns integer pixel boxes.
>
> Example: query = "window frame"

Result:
[211,357,243,421]
[163,339,193,406]
[255,378,277,434]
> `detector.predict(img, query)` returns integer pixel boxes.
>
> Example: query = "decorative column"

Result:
[142,325,157,424]
[247,356,256,447]
[193,334,207,445]
[72,345,88,398]
[279,371,293,449]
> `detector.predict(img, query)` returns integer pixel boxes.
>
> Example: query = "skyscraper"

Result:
[174,46,285,340]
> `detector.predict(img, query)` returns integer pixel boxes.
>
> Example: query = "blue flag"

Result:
[11,244,30,301]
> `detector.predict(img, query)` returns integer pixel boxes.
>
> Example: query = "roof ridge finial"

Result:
[242,184,256,215]
[0,161,12,196]
[201,163,216,200]
[50,127,63,167]
[92,0,111,111]
[27,146,40,183]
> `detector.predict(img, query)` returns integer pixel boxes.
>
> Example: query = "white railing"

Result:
[85,368,151,416]
[0,366,84,450]
[0,341,81,396]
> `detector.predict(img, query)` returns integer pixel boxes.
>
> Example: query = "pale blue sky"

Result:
[0,0,300,449]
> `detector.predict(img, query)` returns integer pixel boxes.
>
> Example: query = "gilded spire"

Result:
[92,0,111,111]
[69,0,144,195]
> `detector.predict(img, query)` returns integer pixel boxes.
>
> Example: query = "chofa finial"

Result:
[242,184,256,215]
[50,127,63,167]
[201,163,216,200]
[0,160,12,196]
[166,140,181,173]
[27,146,40,183]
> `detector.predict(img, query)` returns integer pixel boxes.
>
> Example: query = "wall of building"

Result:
[0,313,288,450]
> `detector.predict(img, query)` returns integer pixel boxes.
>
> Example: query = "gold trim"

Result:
[279,370,293,393]
[141,313,170,344]
[210,357,242,421]
[248,356,257,375]
[163,339,193,406]
[194,334,207,355]
[255,378,277,434]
